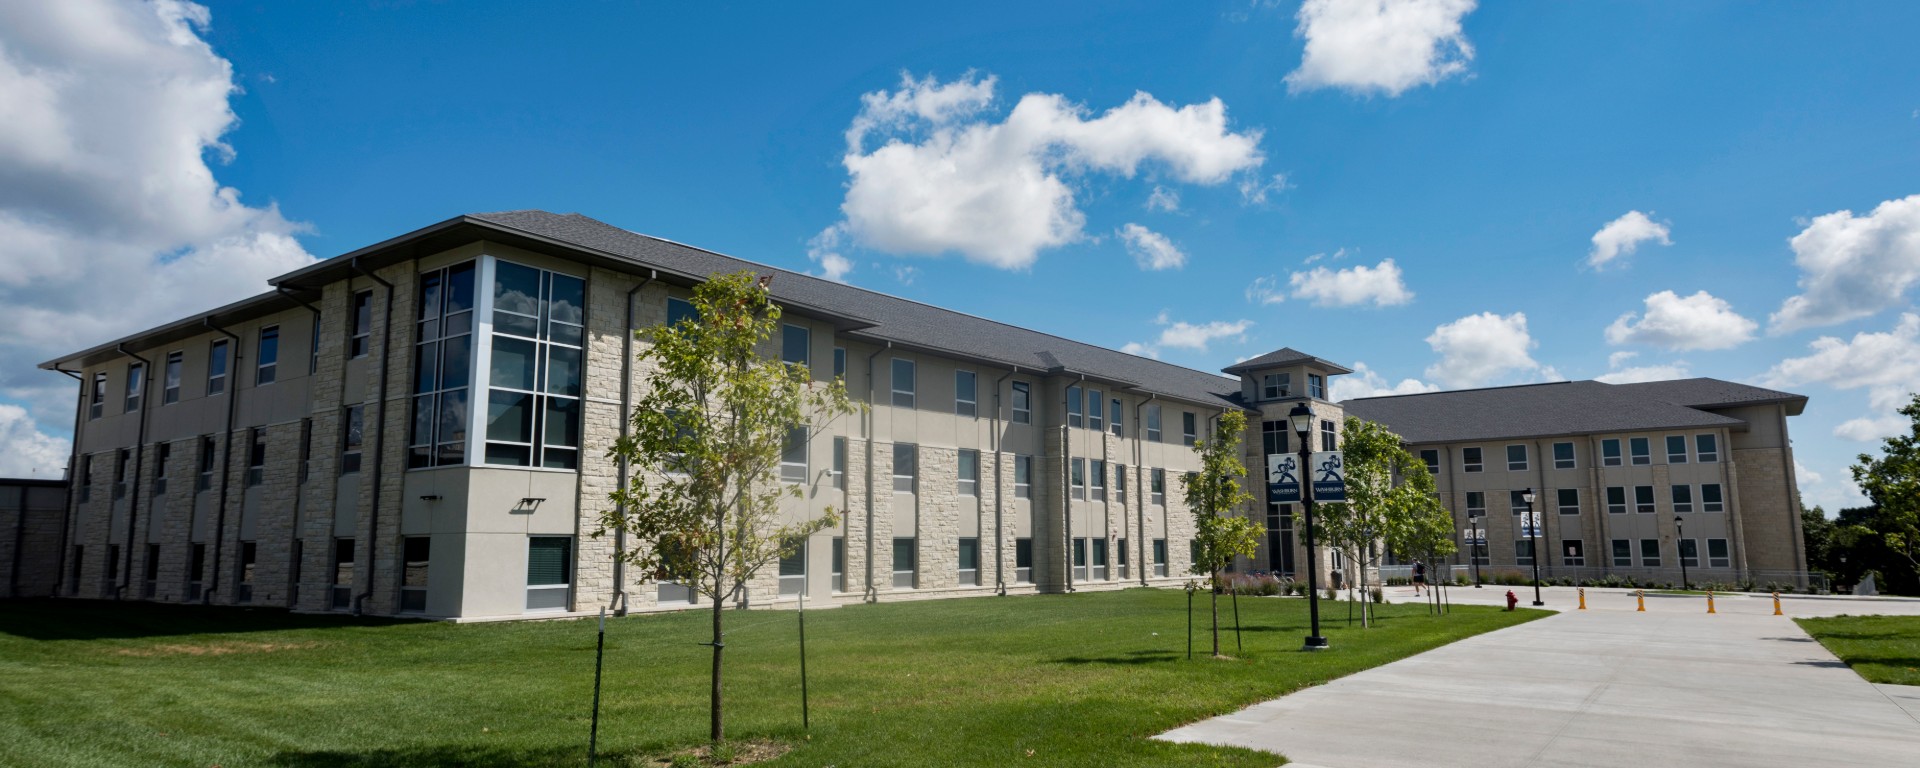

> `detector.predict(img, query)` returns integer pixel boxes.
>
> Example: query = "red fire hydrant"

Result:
[1505,590,1519,611]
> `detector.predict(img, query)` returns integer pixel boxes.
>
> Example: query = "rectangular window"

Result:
[955,370,977,417]
[781,324,810,368]
[1183,412,1198,446]
[89,372,106,420]
[1015,455,1031,498]
[832,347,846,379]
[832,537,845,592]
[666,297,699,326]
[142,544,161,598]
[1463,447,1483,473]
[1666,435,1688,464]
[1114,463,1127,503]
[891,358,915,408]
[892,537,916,589]
[484,260,581,471]
[113,449,129,500]
[1262,420,1289,457]
[1553,442,1575,470]
[1630,437,1651,465]
[1011,381,1031,424]
[958,449,979,496]
[1607,486,1627,514]
[1557,488,1579,515]
[1563,539,1585,566]
[1153,538,1168,577]
[1466,491,1486,518]
[1151,468,1166,505]
[124,363,144,413]
[1601,438,1622,467]
[256,326,279,385]
[1515,539,1535,566]
[1634,485,1656,514]
[1506,444,1528,471]
[1072,538,1087,581]
[1066,385,1083,428]
[163,352,182,404]
[1088,389,1104,431]
[1702,483,1724,513]
[78,455,92,502]
[106,544,120,584]
[1111,398,1124,437]
[779,542,805,596]
[781,427,808,484]
[1070,457,1086,500]
[207,339,228,396]
[340,404,364,474]
[893,443,917,493]
[400,537,430,612]
[350,290,373,358]
[1678,539,1699,568]
[1421,449,1440,475]
[832,436,847,489]
[1671,484,1693,514]
[153,442,170,496]
[1091,538,1108,580]
[1639,539,1661,567]
[1696,433,1719,463]
[1261,373,1290,400]
[1309,373,1325,399]
[526,536,571,611]
[1707,538,1730,568]
[246,428,266,487]
[331,539,354,609]
[1510,489,1530,515]
[958,537,980,586]
[1016,538,1033,583]
[1317,419,1334,451]
[237,541,257,603]
[197,435,215,491]
[1146,404,1162,441]
[1612,539,1632,567]
[1089,459,1106,502]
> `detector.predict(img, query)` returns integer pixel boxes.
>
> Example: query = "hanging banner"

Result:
[1311,451,1346,502]
[1519,510,1541,538]
[1267,453,1301,503]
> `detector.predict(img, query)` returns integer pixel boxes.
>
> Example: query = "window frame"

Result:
[417,261,480,469]
[890,358,915,408]
[1088,389,1104,432]
[89,372,106,420]
[1553,441,1575,470]
[1089,458,1106,501]
[1707,538,1730,568]
[1634,485,1656,514]
[1562,539,1585,567]
[255,325,280,386]
[1308,373,1326,399]
[1612,539,1632,567]
[1150,468,1166,506]
[1145,404,1162,441]
[207,339,228,396]
[1666,435,1688,464]
[957,448,979,496]
[1420,449,1440,475]
[1011,381,1032,424]
[1110,397,1124,437]
[1506,444,1528,472]
[1462,446,1483,473]
[1696,433,1719,463]
[1671,484,1693,513]
[350,289,374,358]
[1261,372,1290,400]
[1701,483,1724,513]
[162,352,183,405]
[781,323,810,368]
[525,536,572,612]
[1629,437,1651,465]
[1557,488,1579,515]
[1070,457,1086,500]
[1183,412,1198,446]
[892,442,917,494]
[1465,491,1486,518]
[1639,538,1662,567]
[954,370,977,417]
[1066,386,1083,428]
[1014,454,1031,499]
[780,426,809,484]
[1601,438,1622,467]
[1606,486,1627,515]
[124,363,144,413]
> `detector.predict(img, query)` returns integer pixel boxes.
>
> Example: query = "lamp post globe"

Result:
[1523,487,1543,606]
[1290,402,1328,651]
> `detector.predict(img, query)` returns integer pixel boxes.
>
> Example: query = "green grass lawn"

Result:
[1797,614,1920,685]
[0,589,1541,767]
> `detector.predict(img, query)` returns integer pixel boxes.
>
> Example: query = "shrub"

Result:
[1369,586,1384,604]
[1385,577,1410,586]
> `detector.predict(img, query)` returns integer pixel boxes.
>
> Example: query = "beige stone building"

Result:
[41,210,1266,620]
[2,478,67,598]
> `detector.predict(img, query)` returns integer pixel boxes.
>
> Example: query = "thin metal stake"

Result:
[1231,589,1242,653]
[588,607,606,767]
[1186,587,1193,661]
[798,581,810,731]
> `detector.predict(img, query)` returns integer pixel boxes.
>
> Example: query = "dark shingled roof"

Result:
[1338,378,1805,444]
[1221,346,1353,375]
[469,211,1244,408]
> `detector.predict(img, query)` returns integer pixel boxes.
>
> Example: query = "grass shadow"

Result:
[1053,649,1181,665]
[0,598,418,642]
[268,744,602,767]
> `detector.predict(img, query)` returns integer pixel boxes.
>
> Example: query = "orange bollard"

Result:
[1636,589,1645,612]
[1773,591,1783,616]
[1707,589,1716,614]
[1578,587,1587,610]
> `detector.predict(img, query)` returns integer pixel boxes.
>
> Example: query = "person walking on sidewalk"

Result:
[1412,560,1428,596]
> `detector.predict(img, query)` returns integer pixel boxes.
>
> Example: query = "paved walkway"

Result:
[1157,586,1920,768]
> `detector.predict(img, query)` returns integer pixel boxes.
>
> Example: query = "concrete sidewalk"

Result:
[1157,587,1920,767]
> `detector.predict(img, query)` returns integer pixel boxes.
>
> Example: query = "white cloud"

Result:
[1146,186,1180,212]
[1117,223,1187,271]
[1769,194,1920,333]
[1284,0,1477,97]
[834,72,1265,269]
[0,404,69,477]
[893,265,919,286]
[1123,315,1252,358]
[1331,362,1437,401]
[1603,290,1757,350]
[1795,460,1823,485]
[1288,258,1413,307]
[1424,311,1539,388]
[807,226,854,283]
[1588,210,1672,269]
[0,1,315,464]
[1835,416,1906,442]
[1594,351,1691,384]
[1245,275,1286,305]
[1239,173,1290,204]
[1763,312,1920,413]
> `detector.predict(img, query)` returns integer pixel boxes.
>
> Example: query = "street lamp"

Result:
[1523,488,1543,606]
[1469,510,1484,588]
[1289,402,1329,651]
[1676,515,1690,590]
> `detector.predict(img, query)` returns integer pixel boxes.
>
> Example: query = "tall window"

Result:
[1089,459,1106,501]
[1014,454,1031,498]
[1612,539,1632,567]
[1016,538,1033,582]
[256,326,279,385]
[1557,488,1579,515]
[350,290,373,358]
[1466,492,1485,517]
[1145,405,1162,441]
[1506,444,1528,471]
[113,449,129,500]
[891,358,915,408]
[1606,486,1627,514]
[1088,389,1104,431]
[778,540,806,596]
[1150,468,1166,505]
[1114,463,1127,503]
[781,324,810,368]
[1707,539,1730,568]
[1183,412,1198,446]
[1110,398,1123,436]
[1153,538,1168,576]
[331,539,355,609]
[1601,438,1621,467]
[246,428,266,487]
[832,537,845,592]
[163,352,182,404]
[1702,483,1724,513]
[485,261,585,469]
[1263,420,1290,457]
[89,372,106,419]
[958,537,980,586]
[1629,437,1651,465]
[401,537,430,611]
[1067,386,1083,427]
[1696,433,1719,463]
[1640,539,1661,567]
[1666,435,1688,464]
[526,536,571,611]
[1011,381,1031,424]
[781,427,808,484]
[197,435,216,491]
[340,405,364,474]
[1261,373,1290,400]
[833,347,846,379]
[955,371,977,417]
[1070,458,1086,500]
[1634,485,1655,514]
[1514,540,1534,566]
[1679,539,1699,568]
[414,261,477,468]
[1509,489,1530,515]
[892,443,916,493]
[153,442,171,496]
[1671,484,1693,513]
[207,339,228,395]
[1553,442,1574,470]
[1308,374,1326,399]
[1563,540,1585,567]
[237,541,257,603]
[124,363,144,413]
[958,449,979,496]
[1420,449,1440,475]
[892,538,916,589]
[1091,538,1108,580]
[832,436,847,489]
[1320,420,1336,451]
[666,296,699,327]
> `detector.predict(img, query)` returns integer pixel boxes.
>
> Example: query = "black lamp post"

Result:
[1289,402,1329,651]
[1470,513,1484,588]
[1676,515,1690,590]
[1523,488,1543,606]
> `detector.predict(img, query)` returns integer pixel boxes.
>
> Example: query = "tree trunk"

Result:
[710,583,725,743]
[1359,547,1370,629]
[1210,569,1221,657]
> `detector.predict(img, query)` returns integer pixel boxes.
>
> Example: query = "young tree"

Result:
[1318,417,1452,627]
[1851,393,1920,583]
[601,270,859,743]
[1183,409,1260,657]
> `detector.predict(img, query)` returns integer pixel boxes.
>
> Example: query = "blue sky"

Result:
[2,1,1918,511]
